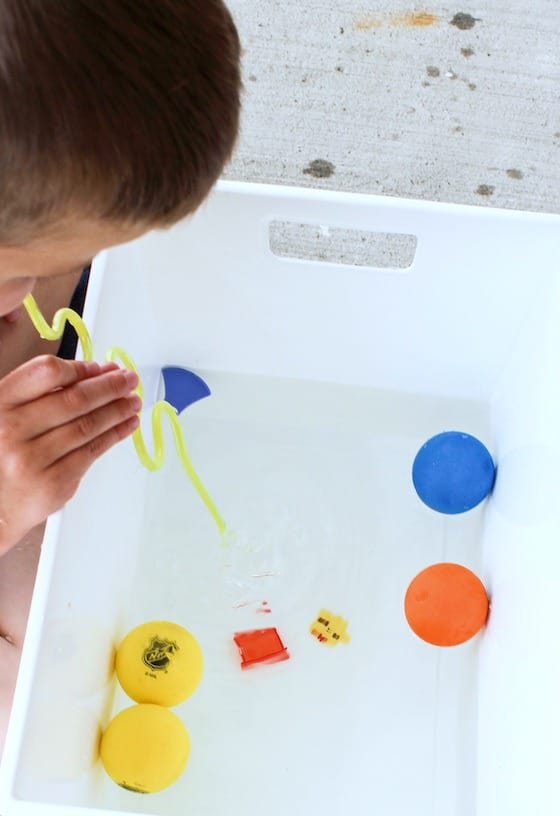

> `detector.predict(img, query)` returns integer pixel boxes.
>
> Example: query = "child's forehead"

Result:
[0,218,148,277]
[28,217,148,255]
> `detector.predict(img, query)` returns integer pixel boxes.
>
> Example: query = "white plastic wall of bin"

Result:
[0,182,559,816]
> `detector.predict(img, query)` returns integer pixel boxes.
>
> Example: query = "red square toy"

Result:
[233,628,290,669]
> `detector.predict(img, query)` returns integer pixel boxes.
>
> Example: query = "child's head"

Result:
[0,0,241,315]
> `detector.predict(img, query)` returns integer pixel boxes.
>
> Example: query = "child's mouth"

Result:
[2,308,21,324]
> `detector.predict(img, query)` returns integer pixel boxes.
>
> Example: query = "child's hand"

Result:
[0,355,141,554]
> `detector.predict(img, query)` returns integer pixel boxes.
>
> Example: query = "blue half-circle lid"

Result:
[161,366,211,414]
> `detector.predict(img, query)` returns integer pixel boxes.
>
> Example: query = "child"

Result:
[0,0,241,750]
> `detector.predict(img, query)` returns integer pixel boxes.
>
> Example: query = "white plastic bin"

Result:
[1,181,559,816]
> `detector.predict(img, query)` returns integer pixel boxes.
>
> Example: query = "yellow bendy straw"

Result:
[23,293,226,536]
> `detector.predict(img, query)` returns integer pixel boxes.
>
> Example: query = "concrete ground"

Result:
[225,1,560,214]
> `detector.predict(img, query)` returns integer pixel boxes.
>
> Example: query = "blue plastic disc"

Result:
[412,431,495,514]
[161,367,211,414]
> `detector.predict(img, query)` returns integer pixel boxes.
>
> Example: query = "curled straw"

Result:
[23,294,226,536]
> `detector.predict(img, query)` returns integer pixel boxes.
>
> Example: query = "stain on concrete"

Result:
[335,65,344,73]
[355,15,382,29]
[453,126,464,134]
[248,74,257,82]
[426,66,440,77]
[461,47,475,57]
[303,159,336,179]
[339,26,345,34]
[355,11,437,30]
[468,82,477,90]
[450,13,479,30]
[476,184,495,196]
[507,168,523,179]
[396,11,437,26]
[422,81,431,87]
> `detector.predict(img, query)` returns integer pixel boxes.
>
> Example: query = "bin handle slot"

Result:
[268,220,417,270]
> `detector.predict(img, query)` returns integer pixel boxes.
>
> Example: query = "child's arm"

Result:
[0,354,140,555]
[0,635,20,756]
[0,522,43,756]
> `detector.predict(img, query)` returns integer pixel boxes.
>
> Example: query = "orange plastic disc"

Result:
[404,562,489,647]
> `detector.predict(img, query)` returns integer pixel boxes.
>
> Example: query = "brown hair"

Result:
[0,0,241,243]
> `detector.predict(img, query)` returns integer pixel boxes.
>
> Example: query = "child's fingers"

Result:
[46,414,141,499]
[24,367,140,439]
[34,394,142,468]
[0,355,113,407]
